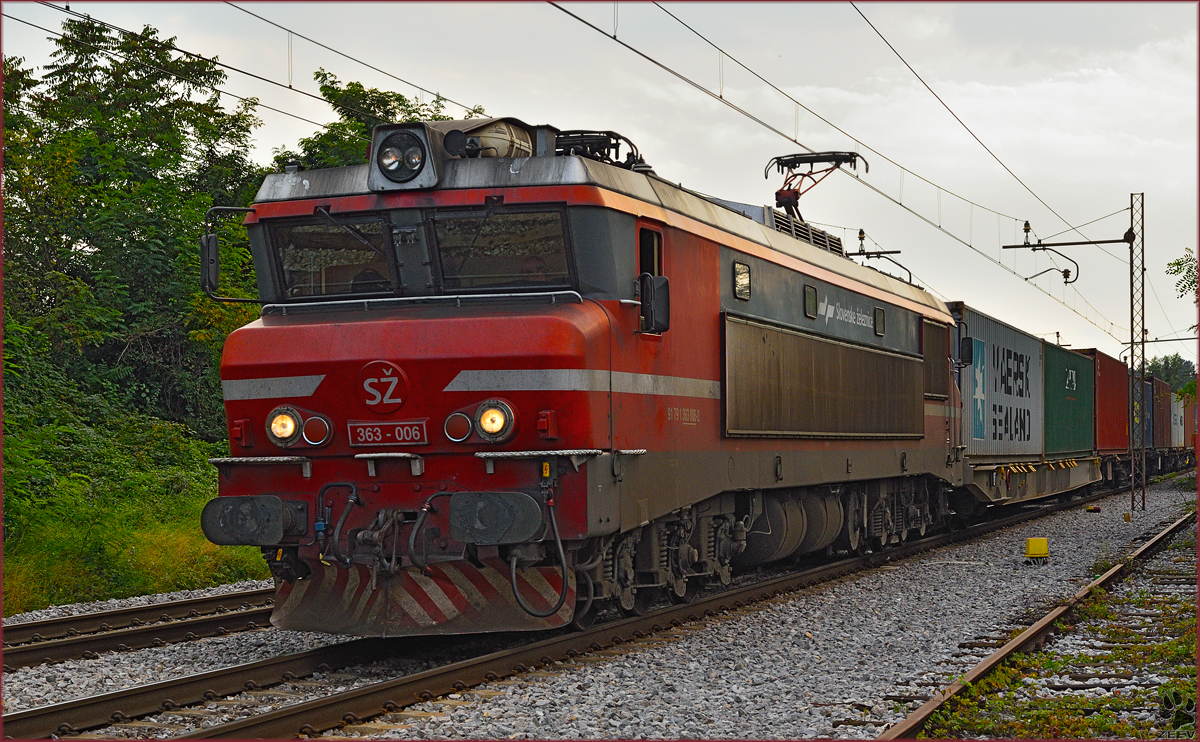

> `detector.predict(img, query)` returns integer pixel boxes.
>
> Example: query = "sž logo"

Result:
[357,360,409,414]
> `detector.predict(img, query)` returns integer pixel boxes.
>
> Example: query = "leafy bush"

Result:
[3,328,267,616]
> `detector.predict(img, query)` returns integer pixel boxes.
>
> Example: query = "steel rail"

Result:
[3,606,275,671]
[174,486,1133,739]
[0,479,1162,739]
[0,638,393,740]
[3,587,274,647]
[877,507,1198,740]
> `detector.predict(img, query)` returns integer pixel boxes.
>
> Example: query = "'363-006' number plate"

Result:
[347,419,428,446]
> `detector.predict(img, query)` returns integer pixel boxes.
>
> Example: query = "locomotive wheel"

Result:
[837,489,866,555]
[873,509,894,551]
[618,587,654,617]
[668,577,701,604]
[914,510,928,538]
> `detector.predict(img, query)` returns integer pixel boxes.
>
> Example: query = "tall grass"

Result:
[3,364,268,616]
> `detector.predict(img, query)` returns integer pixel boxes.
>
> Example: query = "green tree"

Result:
[3,19,493,612]
[1167,247,1197,333]
[271,68,484,170]
[3,19,263,438]
[1146,354,1196,394]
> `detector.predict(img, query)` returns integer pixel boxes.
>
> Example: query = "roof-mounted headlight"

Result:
[368,124,441,191]
[376,130,426,183]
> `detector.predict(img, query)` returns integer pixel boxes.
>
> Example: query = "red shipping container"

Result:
[1186,398,1197,451]
[1152,377,1171,449]
[1081,348,1128,454]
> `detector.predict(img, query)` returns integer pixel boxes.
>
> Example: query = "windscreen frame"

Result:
[264,212,399,301]
[425,203,577,295]
[262,204,578,302]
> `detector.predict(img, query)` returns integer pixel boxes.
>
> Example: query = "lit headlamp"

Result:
[474,399,515,443]
[266,406,303,447]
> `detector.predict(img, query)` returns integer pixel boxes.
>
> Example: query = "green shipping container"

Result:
[1043,342,1095,455]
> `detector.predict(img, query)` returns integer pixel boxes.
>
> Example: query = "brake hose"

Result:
[407,491,453,575]
[330,487,363,565]
[509,498,570,619]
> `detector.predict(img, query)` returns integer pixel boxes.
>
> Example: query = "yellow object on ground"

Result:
[1025,537,1049,559]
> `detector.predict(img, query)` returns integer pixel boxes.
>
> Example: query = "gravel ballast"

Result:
[335,479,1196,740]
[2,579,273,626]
[2,477,1193,737]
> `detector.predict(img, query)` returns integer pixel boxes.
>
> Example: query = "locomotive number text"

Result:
[348,419,429,446]
[666,407,700,426]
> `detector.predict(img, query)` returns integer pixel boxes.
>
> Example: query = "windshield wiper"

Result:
[315,207,387,259]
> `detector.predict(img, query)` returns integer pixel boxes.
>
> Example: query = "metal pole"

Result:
[1129,193,1146,512]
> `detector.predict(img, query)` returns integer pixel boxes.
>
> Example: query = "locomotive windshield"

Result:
[433,211,569,290]
[264,207,571,301]
[273,217,392,298]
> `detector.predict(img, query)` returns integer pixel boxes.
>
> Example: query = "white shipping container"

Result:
[1172,397,1185,448]
[950,303,1045,458]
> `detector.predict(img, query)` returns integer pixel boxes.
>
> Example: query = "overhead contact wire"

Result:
[850,2,1093,245]
[651,2,1020,222]
[550,2,1124,342]
[223,2,480,113]
[37,2,379,137]
[852,3,1186,345]
[648,2,1123,336]
[3,13,348,135]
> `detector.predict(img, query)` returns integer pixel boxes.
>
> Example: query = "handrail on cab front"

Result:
[261,290,584,316]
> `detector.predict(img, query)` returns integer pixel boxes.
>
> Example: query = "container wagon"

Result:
[1080,348,1129,485]
[949,303,1100,503]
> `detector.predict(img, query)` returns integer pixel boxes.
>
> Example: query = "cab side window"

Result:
[638,227,665,333]
[639,228,662,278]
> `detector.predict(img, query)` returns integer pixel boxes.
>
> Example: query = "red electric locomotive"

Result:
[199,118,1096,637]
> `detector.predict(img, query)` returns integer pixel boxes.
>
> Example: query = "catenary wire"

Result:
[548,2,1124,342]
[223,2,480,114]
[650,2,1021,223]
[851,2,1189,352]
[850,2,1098,246]
[648,2,1130,340]
[16,5,1156,347]
[37,2,382,136]
[3,13,349,136]
[1041,207,1130,243]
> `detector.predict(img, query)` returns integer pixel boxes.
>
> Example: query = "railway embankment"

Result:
[3,474,1192,738]
[918,490,1196,738]
[323,477,1192,740]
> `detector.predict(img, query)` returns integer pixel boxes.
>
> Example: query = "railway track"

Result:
[2,588,275,671]
[4,481,1139,740]
[877,506,1197,739]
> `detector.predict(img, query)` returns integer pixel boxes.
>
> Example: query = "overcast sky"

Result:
[4,2,1197,363]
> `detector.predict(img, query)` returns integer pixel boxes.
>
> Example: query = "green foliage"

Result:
[1167,247,1197,301]
[3,21,263,439]
[271,68,485,170]
[1147,354,1197,394]
[1,21,272,609]
[3,19,486,611]
[1,348,268,615]
[1167,247,1198,333]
